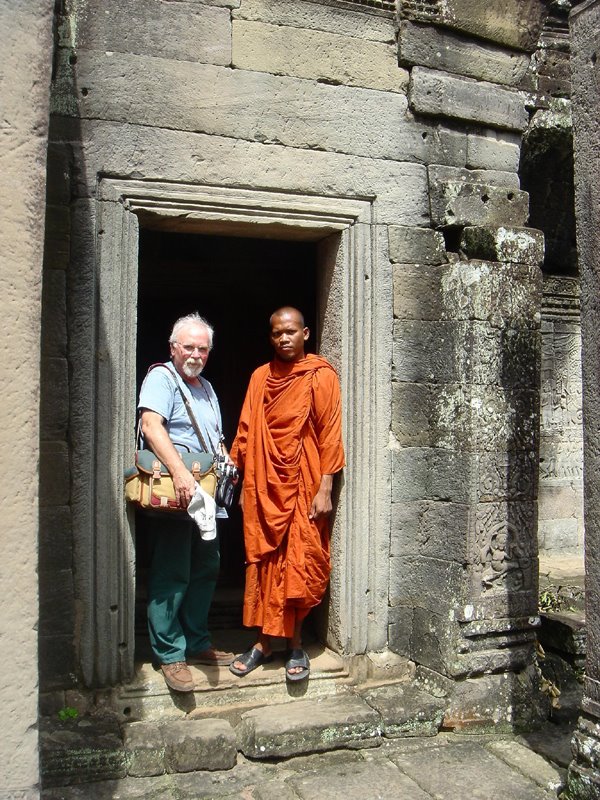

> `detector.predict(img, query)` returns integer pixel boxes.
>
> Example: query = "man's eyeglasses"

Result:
[176,342,210,355]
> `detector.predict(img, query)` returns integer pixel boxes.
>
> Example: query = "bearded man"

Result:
[138,312,233,692]
[229,307,345,682]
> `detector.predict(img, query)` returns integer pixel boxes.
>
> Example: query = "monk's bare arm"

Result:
[309,473,334,520]
[140,409,196,507]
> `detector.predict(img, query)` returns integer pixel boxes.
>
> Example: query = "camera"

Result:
[215,455,239,510]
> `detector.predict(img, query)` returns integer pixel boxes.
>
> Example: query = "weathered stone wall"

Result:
[0,1,55,796]
[43,0,547,702]
[567,1,600,796]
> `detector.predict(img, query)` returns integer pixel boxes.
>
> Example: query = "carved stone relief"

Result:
[474,503,535,594]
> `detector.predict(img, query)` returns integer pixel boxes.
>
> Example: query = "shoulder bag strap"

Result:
[159,363,216,456]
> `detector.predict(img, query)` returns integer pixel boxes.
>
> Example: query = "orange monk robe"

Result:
[230,354,345,639]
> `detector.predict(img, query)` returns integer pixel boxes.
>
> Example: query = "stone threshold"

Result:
[41,675,446,789]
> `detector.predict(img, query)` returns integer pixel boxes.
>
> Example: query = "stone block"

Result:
[392,446,473,504]
[39,441,70,506]
[431,0,548,51]
[45,143,71,205]
[289,760,431,800]
[461,226,545,265]
[233,20,407,93]
[39,634,77,693]
[43,203,70,271]
[391,499,470,562]
[399,21,530,86]
[441,665,547,733]
[429,171,529,228]
[392,738,549,799]
[232,0,396,42]
[440,260,541,330]
[40,716,126,787]
[123,722,166,777]
[428,162,524,190]
[40,357,69,440]
[538,485,582,520]
[163,718,236,773]
[393,263,446,321]
[62,0,232,65]
[41,268,67,357]
[388,605,413,656]
[393,319,460,383]
[39,567,75,637]
[237,696,381,758]
[391,381,436,446]
[58,50,417,163]
[538,519,579,554]
[467,132,521,172]
[389,226,447,265]
[362,683,445,737]
[410,67,528,132]
[39,506,72,573]
[485,740,564,793]
[411,607,461,674]
[390,555,467,609]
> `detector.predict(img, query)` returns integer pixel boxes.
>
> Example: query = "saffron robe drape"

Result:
[230,354,345,638]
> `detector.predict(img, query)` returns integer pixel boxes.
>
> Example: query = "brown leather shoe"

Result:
[161,661,194,692]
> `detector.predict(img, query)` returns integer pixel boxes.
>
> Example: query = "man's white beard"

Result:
[182,358,204,378]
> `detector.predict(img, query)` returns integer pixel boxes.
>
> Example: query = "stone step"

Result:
[41,680,447,787]
[112,644,351,724]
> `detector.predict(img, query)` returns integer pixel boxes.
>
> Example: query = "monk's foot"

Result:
[229,645,273,677]
[285,648,310,682]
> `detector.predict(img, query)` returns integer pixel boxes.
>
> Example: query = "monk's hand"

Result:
[309,490,332,520]
[172,467,196,509]
[310,474,335,520]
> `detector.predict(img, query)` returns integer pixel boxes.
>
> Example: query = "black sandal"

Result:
[285,648,310,682]
[229,646,273,677]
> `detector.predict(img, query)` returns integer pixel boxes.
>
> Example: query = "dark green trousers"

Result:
[146,514,220,664]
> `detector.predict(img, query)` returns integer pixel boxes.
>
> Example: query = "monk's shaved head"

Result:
[269,307,309,362]
[269,306,305,330]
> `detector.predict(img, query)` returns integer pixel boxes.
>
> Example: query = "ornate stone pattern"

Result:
[399,0,440,21]
[474,503,535,594]
[542,275,581,320]
[540,278,583,484]
[477,452,537,503]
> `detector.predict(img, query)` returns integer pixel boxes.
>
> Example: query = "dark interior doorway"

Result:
[134,228,318,651]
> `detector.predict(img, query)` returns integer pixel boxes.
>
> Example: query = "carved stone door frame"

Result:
[79,180,392,685]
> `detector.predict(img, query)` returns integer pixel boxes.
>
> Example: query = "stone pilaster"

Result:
[566,0,600,796]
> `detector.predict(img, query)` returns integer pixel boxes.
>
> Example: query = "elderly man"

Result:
[138,312,232,692]
[229,307,345,682]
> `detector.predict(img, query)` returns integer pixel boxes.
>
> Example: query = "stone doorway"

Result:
[134,230,319,658]
[83,180,392,687]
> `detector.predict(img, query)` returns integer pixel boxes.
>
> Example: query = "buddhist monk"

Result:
[229,307,345,682]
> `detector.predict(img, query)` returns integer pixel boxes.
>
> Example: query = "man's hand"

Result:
[309,474,334,520]
[172,466,197,509]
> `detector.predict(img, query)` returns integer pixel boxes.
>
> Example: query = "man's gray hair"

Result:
[169,312,214,349]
